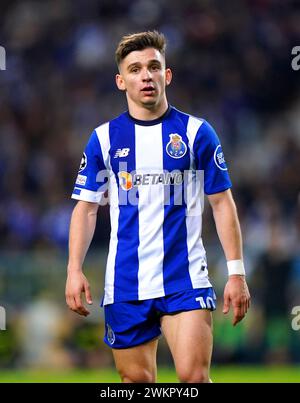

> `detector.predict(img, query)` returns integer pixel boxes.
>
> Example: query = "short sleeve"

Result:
[193,120,232,195]
[71,130,108,203]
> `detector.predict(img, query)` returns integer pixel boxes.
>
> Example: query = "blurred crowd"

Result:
[1,0,300,366]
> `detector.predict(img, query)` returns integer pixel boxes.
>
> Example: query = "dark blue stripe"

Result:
[162,109,193,295]
[109,115,139,302]
[193,120,232,194]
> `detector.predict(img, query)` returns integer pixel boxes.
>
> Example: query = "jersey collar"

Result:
[126,104,172,126]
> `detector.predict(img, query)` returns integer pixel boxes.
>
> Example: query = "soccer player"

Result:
[65,31,250,383]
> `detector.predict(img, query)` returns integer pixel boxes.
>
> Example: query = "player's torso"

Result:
[101,109,211,305]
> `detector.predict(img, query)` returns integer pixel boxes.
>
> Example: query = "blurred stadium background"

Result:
[0,0,300,382]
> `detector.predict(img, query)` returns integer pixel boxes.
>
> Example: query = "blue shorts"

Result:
[103,287,216,349]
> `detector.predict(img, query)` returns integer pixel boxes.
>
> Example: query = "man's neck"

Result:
[127,99,169,121]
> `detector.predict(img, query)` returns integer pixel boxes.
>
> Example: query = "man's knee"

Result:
[118,367,156,383]
[177,367,210,383]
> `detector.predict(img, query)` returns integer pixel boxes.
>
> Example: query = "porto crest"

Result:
[166,133,187,159]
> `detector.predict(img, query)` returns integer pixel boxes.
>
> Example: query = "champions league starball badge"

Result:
[166,133,187,159]
[79,152,87,172]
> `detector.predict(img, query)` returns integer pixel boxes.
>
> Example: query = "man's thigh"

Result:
[103,299,161,382]
[160,309,213,372]
[112,338,159,383]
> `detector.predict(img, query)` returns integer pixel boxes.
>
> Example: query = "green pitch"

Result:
[0,366,299,383]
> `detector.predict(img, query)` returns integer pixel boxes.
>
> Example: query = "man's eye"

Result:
[151,65,160,70]
[131,68,139,73]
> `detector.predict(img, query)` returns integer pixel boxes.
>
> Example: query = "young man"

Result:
[66,31,250,383]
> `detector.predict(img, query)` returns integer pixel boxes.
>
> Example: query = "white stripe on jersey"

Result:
[186,116,204,162]
[185,117,209,288]
[103,172,119,305]
[72,188,104,203]
[96,122,110,169]
[95,123,118,305]
[135,124,165,299]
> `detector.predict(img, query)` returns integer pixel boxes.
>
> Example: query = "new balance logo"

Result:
[114,148,130,158]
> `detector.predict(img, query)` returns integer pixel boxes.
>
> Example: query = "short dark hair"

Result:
[115,30,166,66]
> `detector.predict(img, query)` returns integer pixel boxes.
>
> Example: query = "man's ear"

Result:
[116,74,126,91]
[165,68,172,86]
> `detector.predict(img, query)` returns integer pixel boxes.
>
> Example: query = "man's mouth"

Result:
[141,86,155,94]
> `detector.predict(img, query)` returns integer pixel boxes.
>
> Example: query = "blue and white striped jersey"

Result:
[72,106,232,305]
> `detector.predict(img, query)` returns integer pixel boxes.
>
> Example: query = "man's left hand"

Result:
[223,275,251,326]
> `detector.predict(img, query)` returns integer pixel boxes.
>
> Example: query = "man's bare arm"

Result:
[207,189,250,326]
[66,200,99,316]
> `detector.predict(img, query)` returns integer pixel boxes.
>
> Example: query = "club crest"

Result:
[106,324,115,345]
[166,133,187,159]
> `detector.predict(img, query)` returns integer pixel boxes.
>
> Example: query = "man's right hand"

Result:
[65,270,93,316]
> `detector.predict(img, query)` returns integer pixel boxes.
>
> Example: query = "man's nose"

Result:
[141,68,152,81]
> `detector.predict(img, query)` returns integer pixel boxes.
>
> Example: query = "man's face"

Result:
[116,48,172,109]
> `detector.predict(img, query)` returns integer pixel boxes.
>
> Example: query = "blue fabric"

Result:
[109,116,140,302]
[76,129,108,192]
[103,287,217,349]
[193,119,232,195]
[72,107,232,305]
[161,111,192,295]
